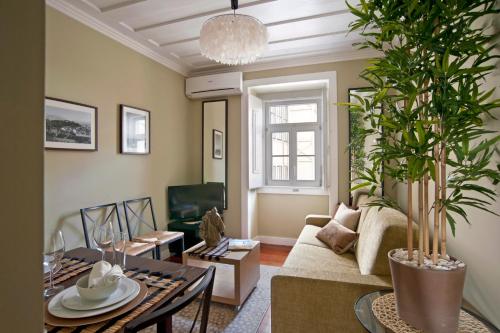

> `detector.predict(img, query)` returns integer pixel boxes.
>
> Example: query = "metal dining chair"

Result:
[124,265,216,333]
[123,197,184,259]
[80,202,156,258]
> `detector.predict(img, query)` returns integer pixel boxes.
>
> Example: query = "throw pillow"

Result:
[316,221,359,254]
[333,202,361,231]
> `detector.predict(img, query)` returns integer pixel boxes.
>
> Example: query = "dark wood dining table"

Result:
[50,247,207,333]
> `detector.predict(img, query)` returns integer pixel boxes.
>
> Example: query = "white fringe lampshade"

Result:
[200,13,268,65]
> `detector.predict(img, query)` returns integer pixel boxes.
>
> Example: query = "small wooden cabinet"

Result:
[183,241,260,308]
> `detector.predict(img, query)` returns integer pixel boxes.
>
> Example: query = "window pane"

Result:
[297,156,315,181]
[269,103,317,124]
[272,157,289,181]
[297,131,315,155]
[269,105,288,124]
[288,104,317,123]
[272,132,289,156]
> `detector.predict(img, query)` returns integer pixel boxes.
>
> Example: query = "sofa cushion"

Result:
[355,194,377,228]
[284,243,359,274]
[316,221,359,254]
[333,203,361,231]
[355,206,418,275]
[297,225,329,249]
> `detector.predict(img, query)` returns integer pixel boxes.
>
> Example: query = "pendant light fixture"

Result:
[199,0,268,65]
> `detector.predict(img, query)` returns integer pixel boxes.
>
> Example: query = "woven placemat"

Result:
[372,293,491,333]
[44,258,93,288]
[45,269,185,332]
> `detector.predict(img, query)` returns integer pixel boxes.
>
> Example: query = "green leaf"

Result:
[446,212,457,237]
[416,120,425,144]
[351,182,372,192]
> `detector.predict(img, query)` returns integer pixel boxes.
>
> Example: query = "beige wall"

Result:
[257,194,330,238]
[0,1,45,332]
[45,8,200,249]
[202,101,226,185]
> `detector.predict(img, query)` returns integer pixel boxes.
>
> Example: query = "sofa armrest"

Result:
[271,267,392,333]
[305,214,332,227]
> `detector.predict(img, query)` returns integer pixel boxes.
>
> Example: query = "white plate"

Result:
[48,278,140,319]
[61,278,136,311]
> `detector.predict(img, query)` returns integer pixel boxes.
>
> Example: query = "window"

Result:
[265,99,322,187]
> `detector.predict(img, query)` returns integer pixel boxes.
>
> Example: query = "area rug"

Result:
[141,264,279,333]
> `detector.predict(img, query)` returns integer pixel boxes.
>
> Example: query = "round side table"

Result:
[354,290,500,333]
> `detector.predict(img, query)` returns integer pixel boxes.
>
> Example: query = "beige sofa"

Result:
[271,194,417,333]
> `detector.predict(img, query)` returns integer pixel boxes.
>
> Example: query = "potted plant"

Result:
[347,1,500,332]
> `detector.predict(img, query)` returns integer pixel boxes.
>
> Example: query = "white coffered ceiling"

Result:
[47,0,375,76]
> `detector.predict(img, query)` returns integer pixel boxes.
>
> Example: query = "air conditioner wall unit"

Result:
[186,72,243,99]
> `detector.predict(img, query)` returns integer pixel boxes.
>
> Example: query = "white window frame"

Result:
[265,98,323,187]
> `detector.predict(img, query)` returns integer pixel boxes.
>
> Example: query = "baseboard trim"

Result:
[254,235,297,246]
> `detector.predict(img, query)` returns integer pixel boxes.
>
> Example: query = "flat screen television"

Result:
[167,183,224,221]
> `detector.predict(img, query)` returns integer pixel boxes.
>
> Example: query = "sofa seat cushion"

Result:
[284,243,359,274]
[296,225,329,249]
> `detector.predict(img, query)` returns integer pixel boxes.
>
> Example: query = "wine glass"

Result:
[44,230,65,297]
[114,231,128,269]
[93,220,114,261]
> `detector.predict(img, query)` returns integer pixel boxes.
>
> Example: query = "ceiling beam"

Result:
[134,0,278,32]
[180,36,362,59]
[100,0,148,13]
[269,30,349,45]
[179,30,354,58]
[157,9,351,47]
[191,42,365,69]
[265,9,349,27]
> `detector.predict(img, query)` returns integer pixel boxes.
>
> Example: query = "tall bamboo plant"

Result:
[348,0,500,264]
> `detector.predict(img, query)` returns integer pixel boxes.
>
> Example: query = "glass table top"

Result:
[354,290,500,333]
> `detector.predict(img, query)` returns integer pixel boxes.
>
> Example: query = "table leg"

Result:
[157,316,173,333]
[169,237,185,257]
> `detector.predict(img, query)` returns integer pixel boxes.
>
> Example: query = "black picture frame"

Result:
[44,97,98,151]
[120,104,151,155]
[348,87,384,206]
[212,129,223,159]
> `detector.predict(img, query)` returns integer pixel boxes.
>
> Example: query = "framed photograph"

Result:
[212,129,223,159]
[44,97,97,151]
[120,105,150,154]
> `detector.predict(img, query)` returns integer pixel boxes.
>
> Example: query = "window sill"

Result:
[256,186,329,196]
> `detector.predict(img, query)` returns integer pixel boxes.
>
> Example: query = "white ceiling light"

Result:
[200,0,268,65]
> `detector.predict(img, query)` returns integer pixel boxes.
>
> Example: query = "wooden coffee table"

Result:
[183,240,260,309]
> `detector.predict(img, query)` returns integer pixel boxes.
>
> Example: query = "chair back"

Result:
[124,266,216,333]
[123,197,158,240]
[80,203,124,248]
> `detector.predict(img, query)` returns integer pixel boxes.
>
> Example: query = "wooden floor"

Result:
[257,244,292,333]
[259,243,292,267]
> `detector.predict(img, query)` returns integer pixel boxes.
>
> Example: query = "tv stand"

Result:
[168,219,202,249]
[182,220,201,225]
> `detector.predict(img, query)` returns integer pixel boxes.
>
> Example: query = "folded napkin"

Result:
[88,261,125,288]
